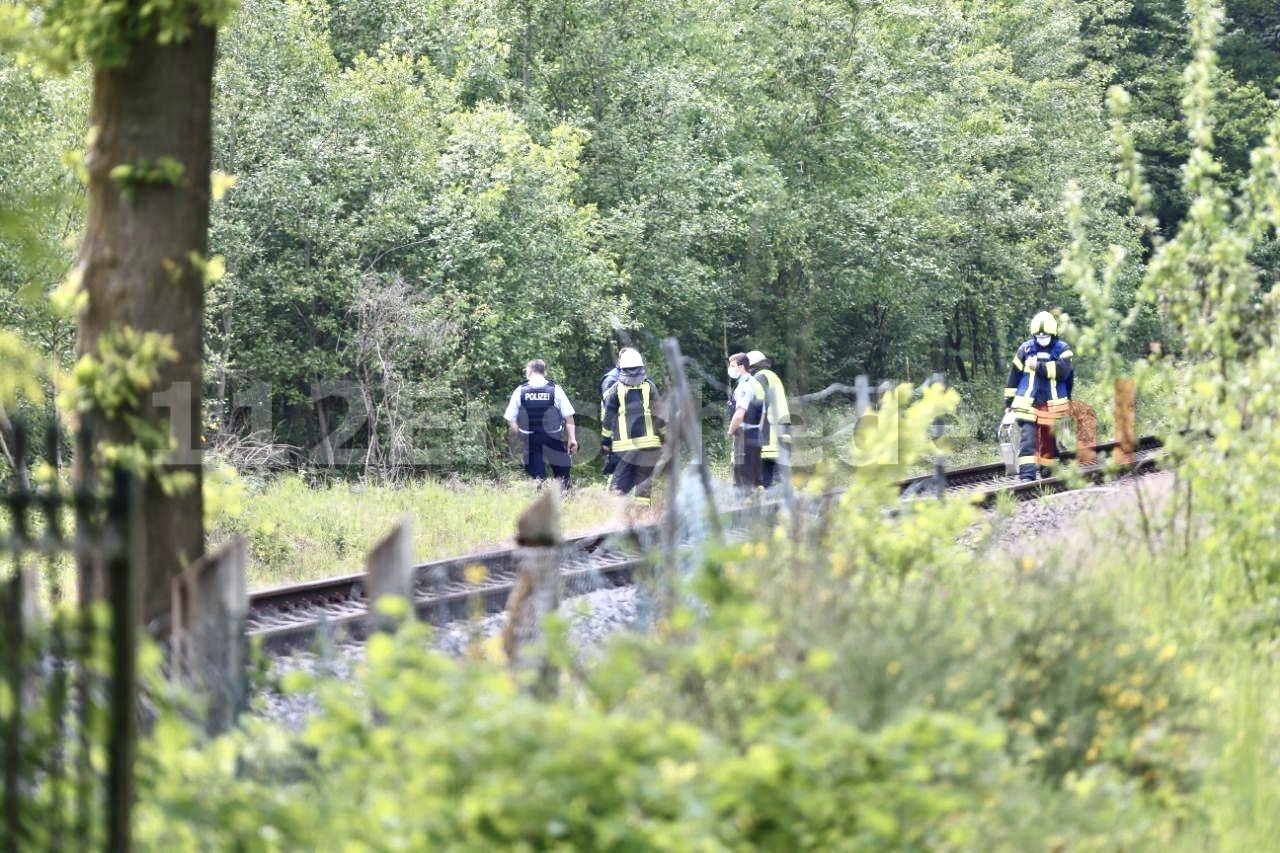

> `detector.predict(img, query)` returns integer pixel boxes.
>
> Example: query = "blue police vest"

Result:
[518,381,565,435]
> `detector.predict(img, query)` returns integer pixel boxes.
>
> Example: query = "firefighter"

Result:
[746,350,792,488]
[601,349,663,506]
[504,359,578,488]
[1004,311,1074,482]
[726,352,765,490]
[598,347,639,479]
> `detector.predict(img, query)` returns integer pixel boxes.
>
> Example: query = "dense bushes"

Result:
[126,387,1212,850]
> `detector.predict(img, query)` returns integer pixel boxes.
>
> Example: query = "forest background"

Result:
[4,0,1279,478]
[7,0,1280,847]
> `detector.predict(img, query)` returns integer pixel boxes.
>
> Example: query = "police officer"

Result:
[601,349,662,506]
[1004,311,1075,481]
[746,350,792,489]
[726,352,765,490]
[505,359,578,488]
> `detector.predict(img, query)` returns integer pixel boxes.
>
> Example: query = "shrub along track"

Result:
[247,436,1165,655]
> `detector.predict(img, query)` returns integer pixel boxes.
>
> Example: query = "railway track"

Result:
[247,435,1165,654]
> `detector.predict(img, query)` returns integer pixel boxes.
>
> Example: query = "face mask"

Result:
[1035,333,1051,347]
[728,367,741,380]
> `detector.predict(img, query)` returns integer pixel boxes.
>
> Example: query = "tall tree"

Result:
[8,0,235,627]
[80,21,216,628]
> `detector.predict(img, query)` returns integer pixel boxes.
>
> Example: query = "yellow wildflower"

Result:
[1116,688,1143,710]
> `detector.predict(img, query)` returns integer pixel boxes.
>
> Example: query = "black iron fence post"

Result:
[0,420,140,850]
[106,466,137,853]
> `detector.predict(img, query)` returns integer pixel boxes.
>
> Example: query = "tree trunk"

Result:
[76,19,217,632]
[948,304,968,383]
[967,302,981,376]
[987,314,1003,375]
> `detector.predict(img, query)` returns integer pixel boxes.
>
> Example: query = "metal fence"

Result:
[1,422,137,851]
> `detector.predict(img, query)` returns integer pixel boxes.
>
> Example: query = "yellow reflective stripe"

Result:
[757,371,785,455]
[613,384,660,451]
[752,376,778,452]
[1013,356,1024,370]
[1017,455,1036,465]
[759,370,790,421]
[617,384,628,444]
[1059,350,1073,360]
[1003,387,1017,397]
[641,382,655,442]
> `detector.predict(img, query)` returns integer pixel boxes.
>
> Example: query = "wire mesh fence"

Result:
[0,421,138,850]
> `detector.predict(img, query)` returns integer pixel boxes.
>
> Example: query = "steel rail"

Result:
[248,435,1165,654]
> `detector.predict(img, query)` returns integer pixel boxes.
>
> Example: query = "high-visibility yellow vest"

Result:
[602,380,662,451]
[753,368,790,459]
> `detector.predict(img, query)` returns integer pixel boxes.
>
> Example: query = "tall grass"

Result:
[213,474,621,588]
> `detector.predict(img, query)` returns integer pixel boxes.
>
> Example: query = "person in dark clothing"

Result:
[598,347,639,479]
[1004,311,1075,481]
[505,359,578,488]
[726,352,765,490]
[601,349,663,506]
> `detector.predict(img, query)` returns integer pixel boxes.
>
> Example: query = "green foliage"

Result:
[134,615,1024,850]
[121,383,1209,849]
[206,0,620,462]
[0,53,85,370]
[108,156,186,202]
[0,602,135,849]
[197,0,1223,465]
[57,327,193,487]
[60,327,176,420]
[211,472,619,586]
[8,0,239,71]
[6,0,1280,473]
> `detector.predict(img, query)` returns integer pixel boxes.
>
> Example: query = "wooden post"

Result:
[1070,400,1098,465]
[171,536,247,736]
[660,341,684,595]
[664,337,721,536]
[502,488,562,696]
[854,374,870,419]
[1114,378,1135,465]
[365,517,414,632]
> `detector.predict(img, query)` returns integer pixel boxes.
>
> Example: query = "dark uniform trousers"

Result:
[1017,403,1061,481]
[733,429,762,490]
[611,448,660,505]
[524,431,571,488]
[760,457,786,489]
